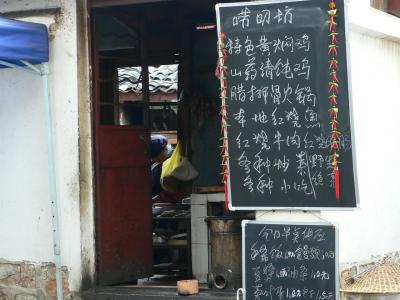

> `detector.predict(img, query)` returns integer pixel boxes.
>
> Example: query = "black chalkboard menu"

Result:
[242,221,338,300]
[215,0,358,209]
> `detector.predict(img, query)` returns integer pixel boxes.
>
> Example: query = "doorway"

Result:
[89,0,229,286]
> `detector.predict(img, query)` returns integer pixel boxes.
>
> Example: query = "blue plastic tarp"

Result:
[0,16,49,67]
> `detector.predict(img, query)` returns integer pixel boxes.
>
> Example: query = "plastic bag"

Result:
[160,142,198,192]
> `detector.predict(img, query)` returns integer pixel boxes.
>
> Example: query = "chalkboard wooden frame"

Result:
[215,0,359,211]
[241,220,339,300]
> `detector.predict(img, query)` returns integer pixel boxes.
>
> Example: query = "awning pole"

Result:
[41,62,64,300]
[0,59,39,75]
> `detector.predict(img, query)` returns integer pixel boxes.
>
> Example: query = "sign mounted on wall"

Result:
[216,0,358,210]
[242,220,338,300]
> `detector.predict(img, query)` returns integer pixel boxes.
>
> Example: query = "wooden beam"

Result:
[139,9,150,130]
[89,0,175,8]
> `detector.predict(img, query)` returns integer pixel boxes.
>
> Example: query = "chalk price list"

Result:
[224,5,351,203]
[247,225,336,300]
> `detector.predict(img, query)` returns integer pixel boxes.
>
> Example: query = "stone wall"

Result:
[0,260,72,300]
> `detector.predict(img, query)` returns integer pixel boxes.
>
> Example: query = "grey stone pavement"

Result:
[82,286,237,300]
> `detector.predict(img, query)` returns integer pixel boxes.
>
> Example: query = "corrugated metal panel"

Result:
[119,65,178,94]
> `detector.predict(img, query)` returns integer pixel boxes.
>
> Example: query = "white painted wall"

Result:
[322,31,400,263]
[258,3,400,265]
[0,0,82,292]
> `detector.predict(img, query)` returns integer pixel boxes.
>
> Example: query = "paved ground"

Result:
[82,286,237,300]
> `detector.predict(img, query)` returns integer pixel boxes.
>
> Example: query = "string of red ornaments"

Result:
[328,0,341,200]
[216,30,230,209]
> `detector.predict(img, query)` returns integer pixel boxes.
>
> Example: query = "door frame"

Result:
[89,2,153,285]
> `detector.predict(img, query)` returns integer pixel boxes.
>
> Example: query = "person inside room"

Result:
[150,134,181,203]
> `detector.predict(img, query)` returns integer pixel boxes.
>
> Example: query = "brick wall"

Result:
[0,260,73,300]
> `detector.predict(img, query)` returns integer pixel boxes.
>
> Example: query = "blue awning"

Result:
[0,16,49,67]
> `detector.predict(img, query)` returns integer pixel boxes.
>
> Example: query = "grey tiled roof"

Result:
[118,64,178,94]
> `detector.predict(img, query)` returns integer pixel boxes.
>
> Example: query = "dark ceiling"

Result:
[93,0,235,65]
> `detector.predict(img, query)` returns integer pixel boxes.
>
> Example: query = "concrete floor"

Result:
[82,286,237,300]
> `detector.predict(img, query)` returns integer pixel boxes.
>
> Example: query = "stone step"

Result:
[82,287,237,300]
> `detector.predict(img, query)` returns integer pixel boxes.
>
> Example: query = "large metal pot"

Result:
[206,217,242,291]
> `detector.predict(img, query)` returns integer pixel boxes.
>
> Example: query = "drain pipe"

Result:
[41,62,64,300]
[213,274,228,289]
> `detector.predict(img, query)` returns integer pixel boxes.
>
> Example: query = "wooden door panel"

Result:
[98,165,153,285]
[99,127,149,167]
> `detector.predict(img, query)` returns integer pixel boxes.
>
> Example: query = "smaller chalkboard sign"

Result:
[242,220,338,300]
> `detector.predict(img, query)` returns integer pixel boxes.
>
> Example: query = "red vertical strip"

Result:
[334,166,340,200]
[224,175,229,209]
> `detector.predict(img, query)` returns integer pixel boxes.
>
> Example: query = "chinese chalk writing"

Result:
[217,1,355,207]
[245,223,336,300]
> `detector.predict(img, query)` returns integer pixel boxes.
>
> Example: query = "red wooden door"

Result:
[97,127,153,285]
[91,10,153,285]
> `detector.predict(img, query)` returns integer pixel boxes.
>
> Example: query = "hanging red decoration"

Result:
[329,58,339,69]
[216,27,230,209]
[328,0,341,200]
[334,164,340,199]
[329,93,338,105]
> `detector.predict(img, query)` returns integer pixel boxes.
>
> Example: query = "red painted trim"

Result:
[388,0,400,17]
